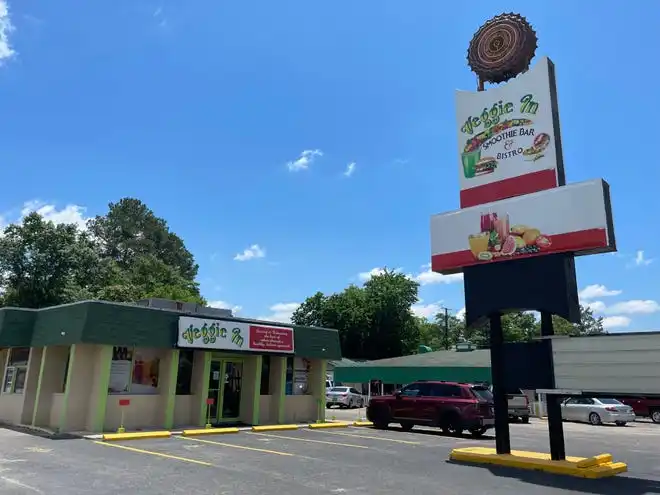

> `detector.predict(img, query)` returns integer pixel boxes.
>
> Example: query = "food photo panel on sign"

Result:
[431,179,615,275]
[456,56,566,208]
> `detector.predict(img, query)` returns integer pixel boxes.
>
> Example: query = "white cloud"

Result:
[207,300,242,315]
[286,149,323,172]
[583,300,607,314]
[258,302,300,323]
[605,300,660,315]
[414,264,463,285]
[233,244,266,262]
[0,1,15,65]
[634,250,653,267]
[456,307,466,320]
[578,284,622,300]
[411,300,444,319]
[602,316,631,330]
[357,267,403,282]
[343,162,356,177]
[19,200,89,230]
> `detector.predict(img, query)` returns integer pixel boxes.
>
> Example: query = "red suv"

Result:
[366,380,495,437]
[619,397,660,423]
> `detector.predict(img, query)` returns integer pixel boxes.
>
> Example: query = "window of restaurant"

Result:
[2,347,30,394]
[260,355,270,395]
[286,357,310,395]
[176,350,195,395]
[108,346,161,395]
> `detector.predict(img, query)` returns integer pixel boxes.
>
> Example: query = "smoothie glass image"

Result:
[468,232,490,259]
[461,150,482,179]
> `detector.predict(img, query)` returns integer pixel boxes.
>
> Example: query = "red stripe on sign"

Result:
[431,228,608,273]
[460,169,558,208]
[118,399,130,407]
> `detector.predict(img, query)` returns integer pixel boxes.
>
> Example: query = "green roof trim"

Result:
[332,349,491,383]
[0,301,342,359]
[334,365,491,384]
[0,308,37,347]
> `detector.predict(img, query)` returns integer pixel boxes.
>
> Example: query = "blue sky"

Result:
[1,1,658,331]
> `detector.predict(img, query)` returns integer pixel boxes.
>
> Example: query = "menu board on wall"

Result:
[108,346,132,394]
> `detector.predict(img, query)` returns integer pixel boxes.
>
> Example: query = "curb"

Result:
[252,424,300,432]
[88,420,373,441]
[449,447,627,479]
[182,427,240,436]
[102,431,172,442]
[308,422,351,429]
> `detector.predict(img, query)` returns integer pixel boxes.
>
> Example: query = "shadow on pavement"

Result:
[0,424,82,440]
[485,464,660,494]
[383,425,495,441]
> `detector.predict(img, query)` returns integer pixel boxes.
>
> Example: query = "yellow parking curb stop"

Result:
[251,424,300,432]
[308,422,351,429]
[449,447,627,479]
[353,421,373,427]
[102,431,172,441]
[182,427,240,436]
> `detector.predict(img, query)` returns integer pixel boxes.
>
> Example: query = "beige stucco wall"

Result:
[1,344,332,432]
[49,394,65,428]
[0,348,32,425]
[33,346,70,428]
[0,394,25,424]
[174,395,194,427]
[284,395,317,423]
[259,395,272,424]
[105,395,161,431]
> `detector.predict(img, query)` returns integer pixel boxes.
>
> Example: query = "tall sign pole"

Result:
[430,13,616,460]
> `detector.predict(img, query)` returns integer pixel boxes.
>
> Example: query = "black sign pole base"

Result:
[489,312,511,455]
[541,311,566,461]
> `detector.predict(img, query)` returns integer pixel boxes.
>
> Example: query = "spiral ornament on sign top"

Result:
[467,13,538,84]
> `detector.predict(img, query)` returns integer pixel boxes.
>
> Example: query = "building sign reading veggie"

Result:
[455,56,565,208]
[177,317,295,353]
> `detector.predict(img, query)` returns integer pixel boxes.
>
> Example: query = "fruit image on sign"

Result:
[469,212,553,262]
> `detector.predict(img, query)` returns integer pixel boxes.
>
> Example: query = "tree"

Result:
[88,198,203,304]
[550,305,605,336]
[417,317,443,350]
[0,198,205,309]
[0,213,101,308]
[87,198,198,281]
[456,305,606,347]
[292,269,420,360]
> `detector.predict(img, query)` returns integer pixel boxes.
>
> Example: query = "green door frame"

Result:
[209,357,245,423]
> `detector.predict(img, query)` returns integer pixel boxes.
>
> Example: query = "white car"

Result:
[561,397,635,426]
[326,386,364,409]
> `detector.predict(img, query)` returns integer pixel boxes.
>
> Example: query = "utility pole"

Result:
[443,307,450,350]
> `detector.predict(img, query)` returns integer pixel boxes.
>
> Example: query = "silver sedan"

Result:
[561,397,635,426]
[326,387,364,409]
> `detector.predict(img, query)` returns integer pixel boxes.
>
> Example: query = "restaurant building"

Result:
[0,300,342,433]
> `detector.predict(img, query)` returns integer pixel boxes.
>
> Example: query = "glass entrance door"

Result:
[207,359,243,423]
[207,360,222,422]
[221,361,243,420]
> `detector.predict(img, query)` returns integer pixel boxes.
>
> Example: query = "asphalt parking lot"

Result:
[2,420,660,494]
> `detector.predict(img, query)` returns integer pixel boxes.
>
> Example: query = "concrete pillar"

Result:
[20,348,44,425]
[159,349,180,429]
[239,355,262,425]
[191,350,210,426]
[308,358,327,423]
[269,357,287,423]
[87,345,113,432]
[31,346,71,428]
